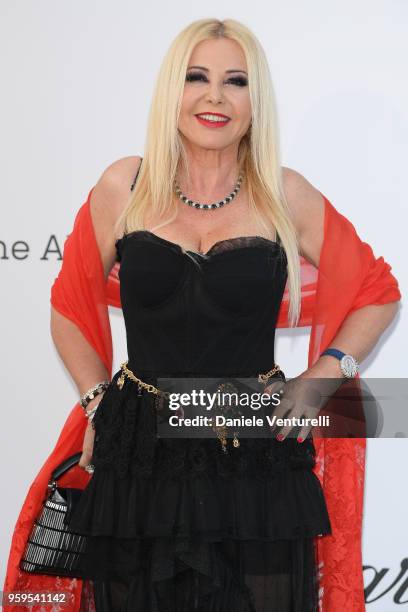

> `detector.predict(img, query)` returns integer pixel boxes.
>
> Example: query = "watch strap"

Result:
[320,348,346,360]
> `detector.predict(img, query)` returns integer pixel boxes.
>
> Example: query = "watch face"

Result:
[340,354,358,378]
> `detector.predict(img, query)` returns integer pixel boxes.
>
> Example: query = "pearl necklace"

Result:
[174,171,244,210]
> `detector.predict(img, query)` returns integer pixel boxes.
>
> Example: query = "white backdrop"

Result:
[1,1,406,608]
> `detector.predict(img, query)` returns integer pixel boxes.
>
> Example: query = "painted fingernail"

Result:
[297,437,304,443]
[276,434,284,441]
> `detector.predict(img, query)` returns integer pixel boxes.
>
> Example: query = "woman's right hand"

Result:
[79,395,103,470]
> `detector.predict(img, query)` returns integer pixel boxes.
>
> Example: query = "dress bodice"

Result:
[115,229,288,377]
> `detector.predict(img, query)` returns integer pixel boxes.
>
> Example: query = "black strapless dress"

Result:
[67,228,332,611]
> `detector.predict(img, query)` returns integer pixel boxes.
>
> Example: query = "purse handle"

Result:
[49,452,82,486]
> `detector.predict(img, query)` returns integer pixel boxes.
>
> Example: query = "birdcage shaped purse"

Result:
[19,452,88,577]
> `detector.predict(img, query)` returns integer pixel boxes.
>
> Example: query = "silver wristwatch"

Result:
[320,348,359,378]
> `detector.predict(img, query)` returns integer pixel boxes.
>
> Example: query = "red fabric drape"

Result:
[3,188,401,611]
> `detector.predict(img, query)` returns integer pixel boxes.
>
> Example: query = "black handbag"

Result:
[19,452,89,577]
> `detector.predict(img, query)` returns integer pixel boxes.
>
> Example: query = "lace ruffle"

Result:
[91,371,318,481]
[68,375,331,544]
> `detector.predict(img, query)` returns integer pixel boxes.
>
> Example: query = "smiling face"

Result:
[178,37,252,152]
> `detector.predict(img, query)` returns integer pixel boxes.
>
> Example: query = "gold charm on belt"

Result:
[116,360,170,398]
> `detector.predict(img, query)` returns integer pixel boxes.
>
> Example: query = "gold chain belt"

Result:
[116,360,282,452]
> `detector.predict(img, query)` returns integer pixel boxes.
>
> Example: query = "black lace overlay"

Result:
[70,370,330,543]
[90,371,316,481]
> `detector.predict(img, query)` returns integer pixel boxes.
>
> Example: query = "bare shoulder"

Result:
[282,166,325,267]
[90,155,142,237]
[89,155,142,278]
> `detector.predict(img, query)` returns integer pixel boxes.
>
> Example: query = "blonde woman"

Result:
[7,17,400,612]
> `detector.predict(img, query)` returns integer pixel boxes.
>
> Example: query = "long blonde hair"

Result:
[115,18,301,327]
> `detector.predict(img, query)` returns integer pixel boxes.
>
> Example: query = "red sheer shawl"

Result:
[3,188,401,611]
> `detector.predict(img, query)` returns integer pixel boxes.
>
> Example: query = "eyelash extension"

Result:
[185,72,248,87]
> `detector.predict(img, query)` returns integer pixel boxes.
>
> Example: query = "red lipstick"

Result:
[195,112,231,128]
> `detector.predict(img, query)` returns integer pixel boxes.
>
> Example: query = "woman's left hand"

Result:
[264,372,343,442]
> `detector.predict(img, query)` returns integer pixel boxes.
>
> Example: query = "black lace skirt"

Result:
[68,370,332,611]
